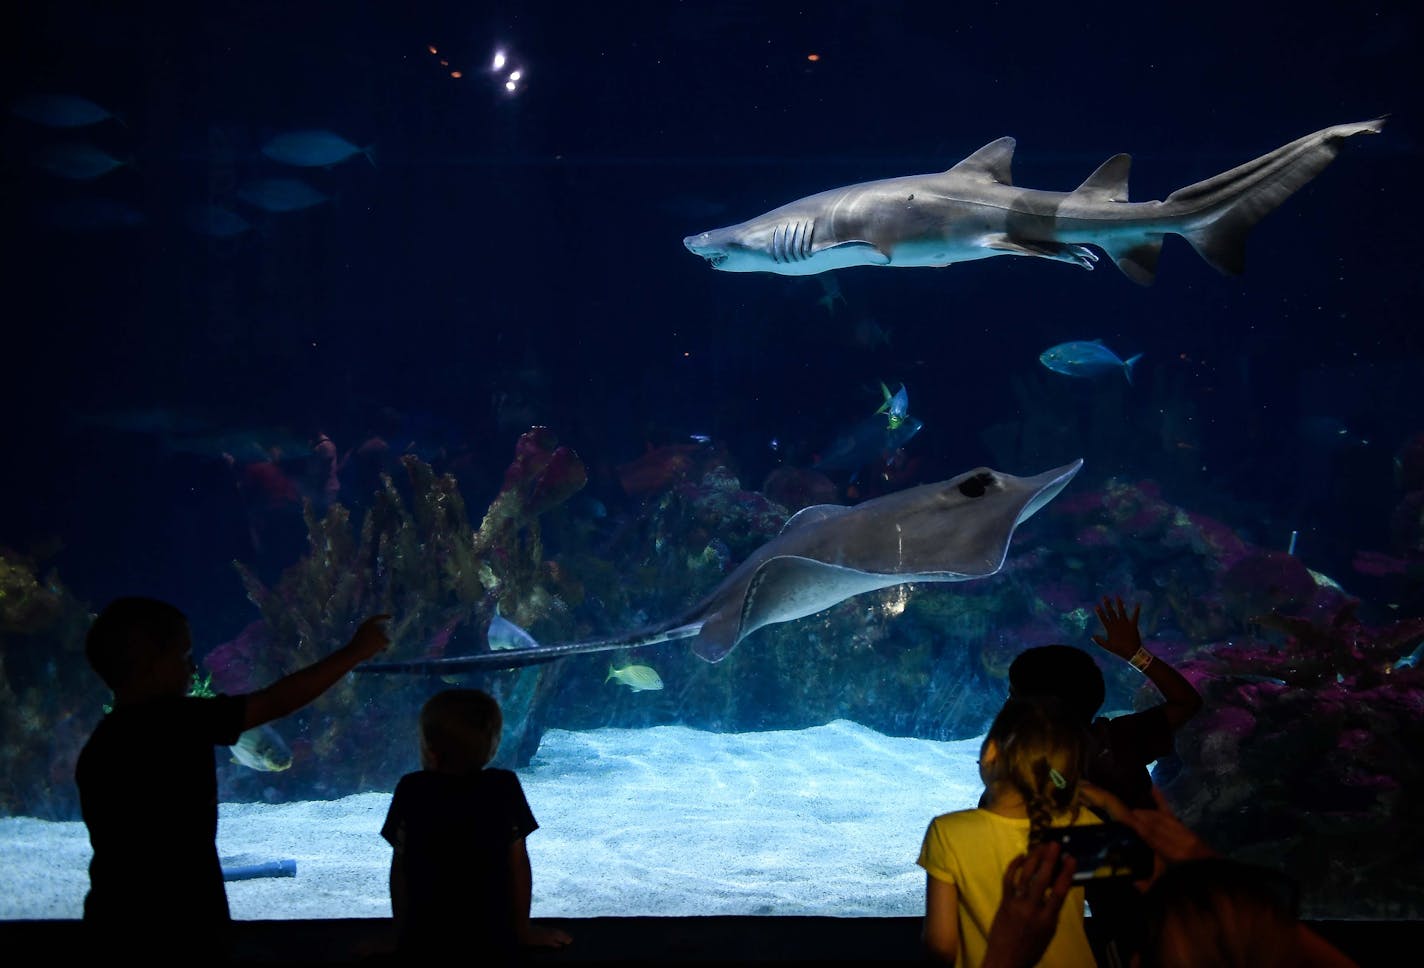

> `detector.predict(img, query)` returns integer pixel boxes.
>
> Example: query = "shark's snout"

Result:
[683,232,728,268]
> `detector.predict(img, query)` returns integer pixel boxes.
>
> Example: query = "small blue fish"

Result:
[487,605,539,651]
[261,130,375,168]
[11,93,119,128]
[33,197,145,233]
[31,142,127,180]
[237,177,331,213]
[186,204,252,239]
[813,412,923,474]
[1039,340,1142,384]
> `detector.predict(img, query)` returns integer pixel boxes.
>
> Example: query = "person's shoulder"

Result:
[392,769,435,791]
[480,767,526,792]
[929,807,1001,833]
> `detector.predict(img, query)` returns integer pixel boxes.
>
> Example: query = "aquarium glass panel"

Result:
[2,2,1421,924]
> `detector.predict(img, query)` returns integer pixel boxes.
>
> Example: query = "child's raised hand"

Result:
[1091,596,1142,660]
[350,614,393,660]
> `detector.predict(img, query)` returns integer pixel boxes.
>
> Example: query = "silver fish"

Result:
[229,724,292,772]
[487,605,540,651]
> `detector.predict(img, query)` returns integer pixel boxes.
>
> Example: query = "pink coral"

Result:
[202,620,269,694]
[1220,550,1317,619]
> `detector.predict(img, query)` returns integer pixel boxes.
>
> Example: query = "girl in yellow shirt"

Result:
[918,697,1099,967]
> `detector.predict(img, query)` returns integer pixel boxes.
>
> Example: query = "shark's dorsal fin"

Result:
[1071,153,1132,203]
[946,137,1016,185]
[780,503,853,534]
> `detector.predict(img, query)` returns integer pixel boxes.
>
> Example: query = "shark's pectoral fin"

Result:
[986,236,1099,270]
[821,240,891,265]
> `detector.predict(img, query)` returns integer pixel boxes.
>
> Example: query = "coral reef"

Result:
[0,550,101,818]
[211,428,589,798]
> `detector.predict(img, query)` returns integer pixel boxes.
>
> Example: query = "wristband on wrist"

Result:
[1128,647,1154,673]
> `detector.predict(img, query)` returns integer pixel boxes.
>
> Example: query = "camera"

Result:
[1042,821,1153,882]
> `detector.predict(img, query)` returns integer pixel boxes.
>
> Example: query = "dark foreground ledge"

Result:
[0,916,1407,964]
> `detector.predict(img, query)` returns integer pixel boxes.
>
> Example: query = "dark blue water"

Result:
[3,3,1416,627]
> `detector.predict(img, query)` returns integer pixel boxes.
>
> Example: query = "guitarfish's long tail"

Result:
[354,623,702,675]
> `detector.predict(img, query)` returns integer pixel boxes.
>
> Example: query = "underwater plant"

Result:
[0,549,101,819]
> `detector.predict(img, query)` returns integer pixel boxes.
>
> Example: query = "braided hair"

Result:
[981,696,1089,847]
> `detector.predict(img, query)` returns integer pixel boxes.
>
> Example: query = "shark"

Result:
[356,459,1082,675]
[682,119,1384,284]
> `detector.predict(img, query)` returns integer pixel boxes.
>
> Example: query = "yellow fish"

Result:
[605,663,664,692]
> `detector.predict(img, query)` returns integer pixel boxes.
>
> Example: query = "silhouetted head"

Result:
[1141,857,1303,968]
[979,696,1088,846]
[85,596,194,698]
[419,688,503,774]
[1008,644,1106,725]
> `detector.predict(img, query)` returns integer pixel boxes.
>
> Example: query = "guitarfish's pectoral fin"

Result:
[985,236,1099,270]
[692,555,898,663]
[692,607,742,663]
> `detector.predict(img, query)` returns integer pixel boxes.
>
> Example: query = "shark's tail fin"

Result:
[1169,118,1385,277]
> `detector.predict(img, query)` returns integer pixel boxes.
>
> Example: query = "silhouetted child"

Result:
[1009,595,1204,968]
[381,688,572,961]
[918,696,1098,967]
[76,596,391,960]
[1009,595,1203,808]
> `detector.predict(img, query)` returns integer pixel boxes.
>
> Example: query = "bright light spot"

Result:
[439,59,449,67]
[505,80,517,92]
[806,53,820,62]
[450,71,463,79]
[427,44,438,55]
[492,50,507,71]
[883,585,909,618]
[508,69,522,82]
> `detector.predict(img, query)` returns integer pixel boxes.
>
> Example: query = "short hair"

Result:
[85,596,189,690]
[419,689,503,773]
[1008,644,1105,724]
[1142,857,1303,967]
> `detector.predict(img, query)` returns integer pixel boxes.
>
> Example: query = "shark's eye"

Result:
[958,472,995,498]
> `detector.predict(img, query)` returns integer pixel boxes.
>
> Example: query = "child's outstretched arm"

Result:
[1092,596,1202,731]
[242,614,392,730]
